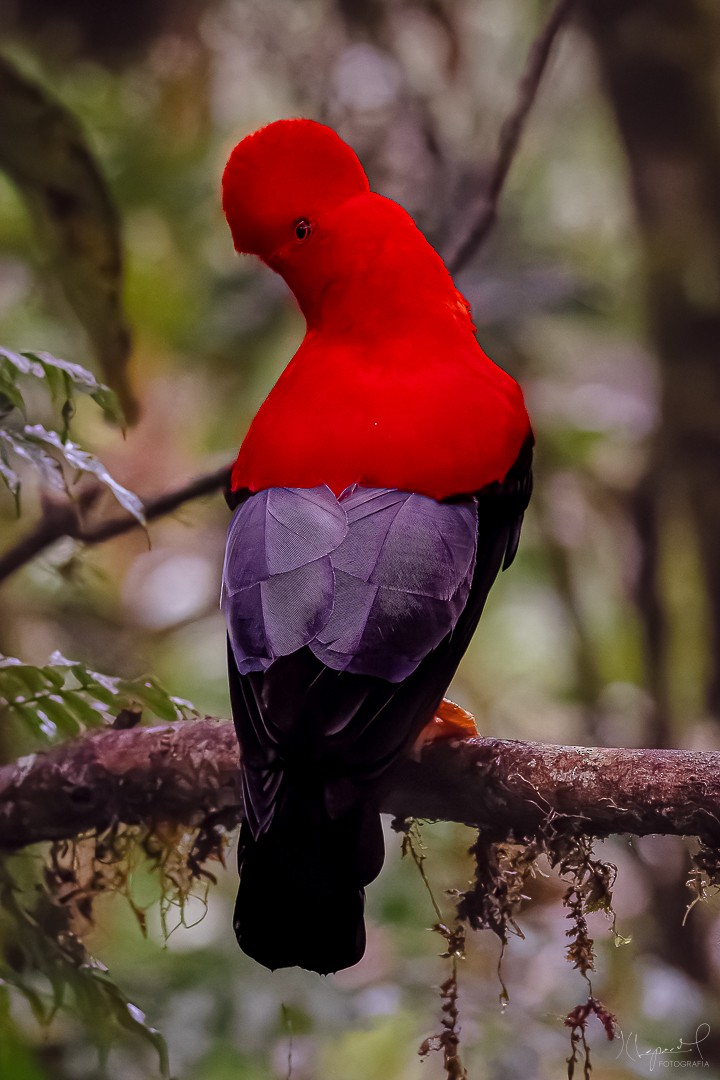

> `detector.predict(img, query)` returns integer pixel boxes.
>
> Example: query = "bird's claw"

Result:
[413,698,478,757]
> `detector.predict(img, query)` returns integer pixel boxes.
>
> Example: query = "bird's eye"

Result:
[294,219,312,242]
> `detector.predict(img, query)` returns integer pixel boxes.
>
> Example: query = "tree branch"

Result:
[445,0,577,274]
[2,718,719,851]
[0,463,231,584]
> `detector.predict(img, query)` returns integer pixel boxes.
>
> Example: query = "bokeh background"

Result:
[1,0,720,1077]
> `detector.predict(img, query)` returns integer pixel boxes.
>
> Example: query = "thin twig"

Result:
[446,0,577,274]
[0,463,231,584]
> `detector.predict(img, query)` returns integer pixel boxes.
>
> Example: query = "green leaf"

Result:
[73,680,119,709]
[118,679,181,723]
[92,974,170,1077]
[36,358,65,403]
[0,444,20,510]
[8,664,65,695]
[25,350,125,428]
[0,364,25,416]
[0,58,138,422]
[0,430,66,491]
[33,351,100,393]
[0,670,37,704]
[7,702,57,740]
[65,661,122,704]
[0,347,43,378]
[34,695,80,738]
[58,690,107,729]
[22,424,145,525]
[89,383,125,427]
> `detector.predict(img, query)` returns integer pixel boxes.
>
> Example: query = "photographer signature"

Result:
[616,1024,710,1071]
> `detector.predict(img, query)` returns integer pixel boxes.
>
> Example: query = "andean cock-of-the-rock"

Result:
[220,118,533,975]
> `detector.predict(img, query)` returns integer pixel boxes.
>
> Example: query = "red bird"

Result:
[221,119,533,974]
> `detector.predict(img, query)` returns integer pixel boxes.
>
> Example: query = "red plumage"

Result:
[224,120,529,500]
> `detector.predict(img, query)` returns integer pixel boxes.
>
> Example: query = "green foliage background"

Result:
[1,1,719,1077]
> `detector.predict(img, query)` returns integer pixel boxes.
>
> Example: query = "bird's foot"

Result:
[413,698,478,756]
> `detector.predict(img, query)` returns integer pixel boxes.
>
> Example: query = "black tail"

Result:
[234,782,385,974]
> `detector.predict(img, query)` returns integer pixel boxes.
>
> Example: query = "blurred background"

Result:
[1,0,720,1076]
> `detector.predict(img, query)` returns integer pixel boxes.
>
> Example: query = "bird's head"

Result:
[222,118,461,331]
[222,119,370,261]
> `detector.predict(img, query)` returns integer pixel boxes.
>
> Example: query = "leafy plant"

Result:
[0,652,197,745]
[0,347,124,427]
[0,345,144,523]
[0,856,171,1077]
[0,59,180,1080]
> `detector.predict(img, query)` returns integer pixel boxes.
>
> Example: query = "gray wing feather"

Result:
[223,484,477,683]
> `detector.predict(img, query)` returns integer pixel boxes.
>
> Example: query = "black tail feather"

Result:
[234,785,384,974]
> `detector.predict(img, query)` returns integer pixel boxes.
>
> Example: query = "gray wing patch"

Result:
[222,486,347,672]
[223,484,477,682]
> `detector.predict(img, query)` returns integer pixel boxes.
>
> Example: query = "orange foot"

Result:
[413,698,478,756]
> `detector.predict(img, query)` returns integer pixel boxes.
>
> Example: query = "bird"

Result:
[220,118,533,975]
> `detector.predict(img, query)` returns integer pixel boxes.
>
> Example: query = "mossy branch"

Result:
[2,719,720,851]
